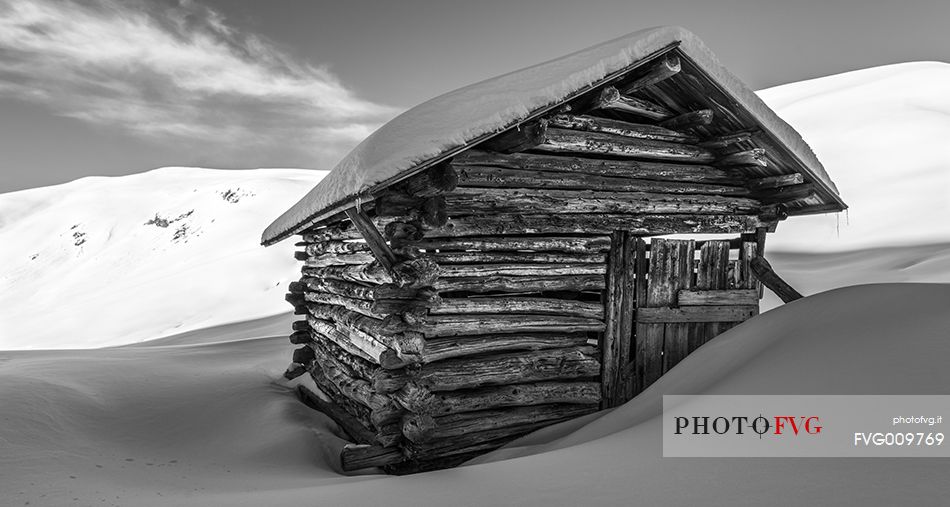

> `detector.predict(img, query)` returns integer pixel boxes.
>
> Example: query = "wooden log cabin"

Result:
[262,26,847,473]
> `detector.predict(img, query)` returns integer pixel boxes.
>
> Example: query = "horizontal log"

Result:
[311,346,403,426]
[308,368,402,447]
[396,380,601,415]
[430,297,603,319]
[392,214,766,238]
[429,251,606,264]
[299,277,375,300]
[289,330,310,344]
[619,54,681,95]
[677,289,760,306]
[454,165,750,196]
[481,119,548,153]
[547,114,697,144]
[305,292,382,319]
[308,303,425,356]
[308,331,377,379]
[404,426,537,461]
[754,183,817,204]
[747,173,804,191]
[593,86,674,120]
[535,128,716,163]
[341,444,406,471]
[659,109,714,130]
[441,187,760,215]
[308,316,386,365]
[373,345,600,393]
[411,235,611,253]
[402,403,597,443]
[304,241,370,256]
[435,274,605,293]
[403,160,458,197]
[438,262,605,278]
[636,305,758,323]
[452,150,741,184]
[698,131,754,149]
[303,251,377,268]
[374,194,447,228]
[421,314,605,337]
[716,148,767,167]
[303,258,439,288]
[420,333,591,364]
[292,320,310,332]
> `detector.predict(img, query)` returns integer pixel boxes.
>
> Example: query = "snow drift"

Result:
[0,167,326,349]
[1,283,947,506]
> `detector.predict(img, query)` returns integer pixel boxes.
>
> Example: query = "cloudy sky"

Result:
[1,0,948,193]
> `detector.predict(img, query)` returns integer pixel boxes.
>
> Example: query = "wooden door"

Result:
[602,236,762,408]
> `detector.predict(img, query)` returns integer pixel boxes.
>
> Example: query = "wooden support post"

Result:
[620,55,681,95]
[344,207,398,270]
[750,257,802,303]
[601,231,624,408]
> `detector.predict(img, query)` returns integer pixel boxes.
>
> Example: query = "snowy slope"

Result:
[760,62,950,251]
[0,167,326,350]
[1,283,947,506]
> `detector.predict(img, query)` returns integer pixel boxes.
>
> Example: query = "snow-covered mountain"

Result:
[0,167,326,349]
[760,61,950,251]
[2,62,949,350]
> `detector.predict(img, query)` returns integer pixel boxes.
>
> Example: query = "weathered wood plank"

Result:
[395,381,601,415]
[601,231,625,407]
[421,314,605,337]
[678,289,759,306]
[452,150,741,184]
[547,113,697,143]
[698,131,754,149]
[402,404,597,443]
[402,160,459,197]
[373,346,601,393]
[454,165,749,196]
[593,86,674,120]
[387,214,765,240]
[303,241,371,256]
[637,305,758,323]
[297,277,375,300]
[435,274,606,293]
[438,262,606,278]
[297,385,377,445]
[695,240,731,345]
[303,251,377,268]
[716,148,767,167]
[481,119,548,153]
[305,291,382,319]
[420,333,591,364]
[535,128,716,163]
[430,297,603,319]
[748,173,804,191]
[663,240,696,372]
[411,235,611,253]
[429,251,606,265]
[307,316,386,365]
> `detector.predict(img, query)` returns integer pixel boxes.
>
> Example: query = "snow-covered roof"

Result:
[262,25,842,246]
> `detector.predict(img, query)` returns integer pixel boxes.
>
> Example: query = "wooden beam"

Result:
[420,314,605,337]
[535,128,715,163]
[750,257,803,303]
[401,404,596,443]
[410,235,611,253]
[677,289,760,306]
[698,131,754,149]
[296,385,376,445]
[480,119,548,153]
[620,54,681,95]
[344,207,398,270]
[435,274,606,293]
[430,297,603,319]
[420,333,591,364]
[754,183,818,204]
[394,381,601,415]
[453,149,742,185]
[403,160,459,197]
[748,173,804,191]
[547,114,697,143]
[659,109,714,130]
[454,164,749,196]
[716,148,768,167]
[601,231,625,408]
[593,86,674,120]
[429,251,606,265]
[637,305,758,323]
